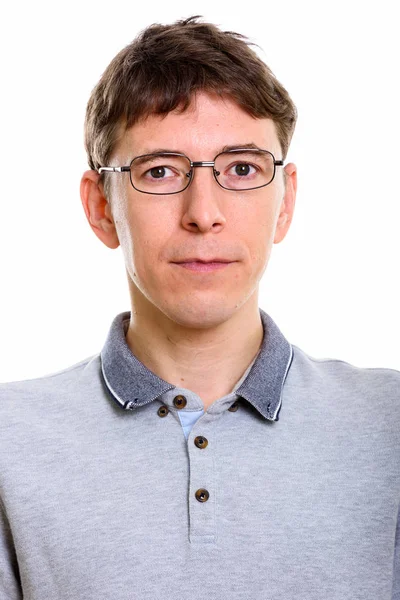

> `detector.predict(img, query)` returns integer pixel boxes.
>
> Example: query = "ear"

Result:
[274,162,297,244]
[80,170,120,249]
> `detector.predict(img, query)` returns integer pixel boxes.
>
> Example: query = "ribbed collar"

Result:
[100,307,293,421]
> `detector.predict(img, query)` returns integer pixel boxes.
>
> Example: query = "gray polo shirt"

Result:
[0,307,399,600]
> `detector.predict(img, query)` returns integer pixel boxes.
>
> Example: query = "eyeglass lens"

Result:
[129,151,275,194]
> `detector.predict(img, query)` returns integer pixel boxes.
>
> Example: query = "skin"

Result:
[80,92,297,410]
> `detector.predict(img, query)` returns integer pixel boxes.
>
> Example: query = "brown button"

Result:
[228,400,240,412]
[195,488,210,503]
[173,395,187,409]
[194,436,208,449]
[157,405,169,417]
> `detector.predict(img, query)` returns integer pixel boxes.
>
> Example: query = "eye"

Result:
[229,163,257,177]
[144,165,175,179]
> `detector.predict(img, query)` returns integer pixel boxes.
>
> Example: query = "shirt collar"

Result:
[100,307,293,421]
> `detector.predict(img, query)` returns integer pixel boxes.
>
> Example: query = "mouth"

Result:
[172,260,235,272]
[173,258,233,264]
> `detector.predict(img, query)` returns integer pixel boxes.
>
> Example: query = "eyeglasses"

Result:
[98,149,284,195]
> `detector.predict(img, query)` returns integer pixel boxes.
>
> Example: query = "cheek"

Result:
[127,209,172,274]
[235,204,276,264]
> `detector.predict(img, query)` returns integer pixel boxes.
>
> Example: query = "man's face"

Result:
[98,92,296,329]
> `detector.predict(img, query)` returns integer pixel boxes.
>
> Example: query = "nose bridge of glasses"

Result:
[188,161,219,191]
[191,161,215,168]
[189,161,219,185]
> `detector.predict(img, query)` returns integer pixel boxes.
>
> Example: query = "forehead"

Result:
[115,92,281,160]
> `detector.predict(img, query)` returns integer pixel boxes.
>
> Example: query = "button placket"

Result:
[188,414,215,544]
[167,393,240,544]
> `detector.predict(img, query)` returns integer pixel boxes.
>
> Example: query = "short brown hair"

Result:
[84,16,297,196]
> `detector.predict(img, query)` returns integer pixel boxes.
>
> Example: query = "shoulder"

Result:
[287,346,400,458]
[290,343,400,414]
[0,354,101,414]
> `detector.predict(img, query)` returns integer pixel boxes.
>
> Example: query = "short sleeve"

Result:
[0,495,22,599]
[393,501,400,600]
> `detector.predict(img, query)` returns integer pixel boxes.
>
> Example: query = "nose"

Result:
[181,165,227,234]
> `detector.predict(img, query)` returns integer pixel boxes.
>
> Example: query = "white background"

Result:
[0,0,399,382]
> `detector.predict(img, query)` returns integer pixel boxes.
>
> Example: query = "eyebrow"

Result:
[221,143,262,152]
[136,142,263,156]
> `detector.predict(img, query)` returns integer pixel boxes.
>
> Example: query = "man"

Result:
[0,15,399,600]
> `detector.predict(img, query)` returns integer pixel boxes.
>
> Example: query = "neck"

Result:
[125,291,264,410]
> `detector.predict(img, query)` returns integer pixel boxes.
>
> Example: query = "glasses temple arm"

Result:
[98,166,131,174]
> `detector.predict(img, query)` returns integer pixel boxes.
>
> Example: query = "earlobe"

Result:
[80,170,120,250]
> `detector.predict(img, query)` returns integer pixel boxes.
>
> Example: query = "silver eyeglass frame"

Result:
[98,148,284,195]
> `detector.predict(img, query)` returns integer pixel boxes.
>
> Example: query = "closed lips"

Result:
[174,258,233,263]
